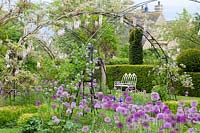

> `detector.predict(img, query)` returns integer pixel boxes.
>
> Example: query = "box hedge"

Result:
[105,65,154,92]
[99,65,200,97]
[176,49,200,72]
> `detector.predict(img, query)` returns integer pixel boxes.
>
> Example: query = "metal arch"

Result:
[54,0,167,63]
[86,0,158,46]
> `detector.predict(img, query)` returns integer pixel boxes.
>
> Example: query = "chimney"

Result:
[154,1,163,12]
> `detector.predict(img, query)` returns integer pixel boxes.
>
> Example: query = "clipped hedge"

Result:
[129,28,143,64]
[106,65,154,92]
[0,105,47,128]
[176,49,200,72]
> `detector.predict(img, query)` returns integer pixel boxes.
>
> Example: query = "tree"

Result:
[163,9,200,50]
[129,28,143,64]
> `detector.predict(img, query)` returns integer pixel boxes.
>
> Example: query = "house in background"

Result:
[128,1,179,50]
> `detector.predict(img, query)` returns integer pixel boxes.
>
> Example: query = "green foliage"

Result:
[164,100,200,114]
[152,85,169,101]
[0,21,23,42]
[118,43,129,58]
[176,49,200,72]
[105,65,154,92]
[18,113,38,126]
[163,9,200,50]
[108,58,128,65]
[143,48,161,64]
[21,117,41,133]
[175,72,200,97]
[129,28,143,64]
[151,62,193,100]
[0,105,44,128]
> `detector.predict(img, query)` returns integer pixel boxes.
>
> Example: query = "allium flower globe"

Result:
[82,126,89,132]
[151,92,160,101]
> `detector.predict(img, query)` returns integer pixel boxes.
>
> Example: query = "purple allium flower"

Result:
[188,128,194,133]
[52,104,57,109]
[116,106,128,115]
[74,118,79,123]
[190,100,198,107]
[79,104,84,109]
[71,102,76,108]
[96,92,104,99]
[151,92,160,101]
[58,86,63,91]
[102,101,112,109]
[125,96,133,103]
[111,103,119,110]
[66,109,72,114]
[157,113,165,120]
[0,81,3,87]
[176,114,187,124]
[162,106,172,114]
[142,121,150,129]
[163,122,172,129]
[82,126,89,132]
[62,91,69,97]
[104,117,111,123]
[64,102,70,107]
[152,105,160,114]
[35,101,41,107]
[35,87,42,91]
[77,112,83,116]
[53,118,60,124]
[170,86,175,91]
[52,116,57,120]
[158,130,164,133]
[178,101,185,107]
[52,116,60,124]
[123,92,129,97]
[52,95,57,99]
[190,107,197,113]
[114,114,119,121]
[170,131,176,133]
[94,102,101,108]
[116,122,124,129]
[119,96,123,103]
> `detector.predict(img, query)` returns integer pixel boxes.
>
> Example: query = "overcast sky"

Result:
[133,0,200,20]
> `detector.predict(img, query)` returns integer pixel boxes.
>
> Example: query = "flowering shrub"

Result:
[34,86,200,132]
[151,62,193,100]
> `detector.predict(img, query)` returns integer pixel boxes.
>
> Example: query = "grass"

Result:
[0,128,21,133]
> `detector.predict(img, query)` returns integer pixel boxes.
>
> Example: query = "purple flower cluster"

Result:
[92,92,200,132]
[38,84,200,132]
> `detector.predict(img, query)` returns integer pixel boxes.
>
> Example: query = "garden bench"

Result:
[114,73,137,92]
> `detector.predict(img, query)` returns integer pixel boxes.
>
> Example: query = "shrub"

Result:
[175,72,200,97]
[129,28,143,64]
[164,100,200,114]
[176,49,200,72]
[21,117,41,133]
[108,58,128,65]
[18,113,39,126]
[105,65,154,92]
[0,105,47,128]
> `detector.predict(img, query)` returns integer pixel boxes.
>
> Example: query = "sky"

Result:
[133,0,200,20]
